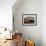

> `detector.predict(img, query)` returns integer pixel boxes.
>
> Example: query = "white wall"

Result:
[41,0,46,46]
[13,0,41,46]
[0,0,16,30]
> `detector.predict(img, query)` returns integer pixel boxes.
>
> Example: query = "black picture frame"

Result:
[22,14,37,26]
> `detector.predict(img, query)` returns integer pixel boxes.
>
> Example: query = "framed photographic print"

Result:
[22,14,37,26]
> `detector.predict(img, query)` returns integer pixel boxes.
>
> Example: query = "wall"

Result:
[0,0,16,30]
[41,0,46,46]
[13,0,41,46]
